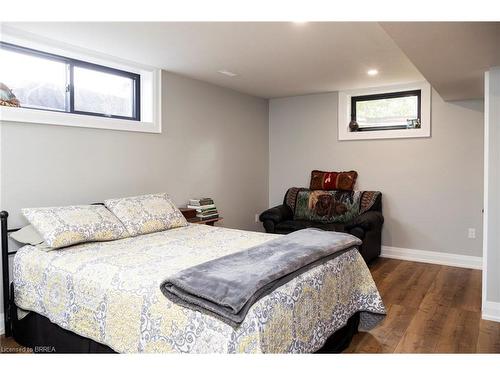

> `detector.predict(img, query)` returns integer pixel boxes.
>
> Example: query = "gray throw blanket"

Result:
[160,228,362,326]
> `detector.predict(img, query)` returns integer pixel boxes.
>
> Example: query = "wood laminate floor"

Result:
[345,258,500,353]
[1,258,499,353]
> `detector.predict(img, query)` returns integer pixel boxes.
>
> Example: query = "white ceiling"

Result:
[381,22,500,101]
[2,22,424,99]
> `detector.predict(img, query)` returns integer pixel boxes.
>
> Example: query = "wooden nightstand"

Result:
[187,217,223,226]
[179,207,222,226]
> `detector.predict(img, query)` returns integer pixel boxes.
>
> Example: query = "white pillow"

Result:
[104,193,188,236]
[9,224,45,245]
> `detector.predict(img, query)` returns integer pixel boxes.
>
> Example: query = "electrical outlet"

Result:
[468,228,476,239]
[255,214,260,223]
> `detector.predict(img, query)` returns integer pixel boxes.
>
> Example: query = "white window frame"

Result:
[0,28,162,134]
[338,81,431,141]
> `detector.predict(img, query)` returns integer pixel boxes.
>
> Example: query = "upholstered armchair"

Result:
[260,188,383,263]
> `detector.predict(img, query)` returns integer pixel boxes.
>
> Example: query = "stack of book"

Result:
[188,198,219,220]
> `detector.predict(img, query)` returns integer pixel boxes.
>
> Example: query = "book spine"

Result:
[196,213,219,219]
[188,199,214,206]
[187,204,216,210]
[199,198,214,204]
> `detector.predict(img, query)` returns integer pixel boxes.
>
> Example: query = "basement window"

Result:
[0,42,140,121]
[351,90,421,131]
[338,82,431,141]
[0,33,161,133]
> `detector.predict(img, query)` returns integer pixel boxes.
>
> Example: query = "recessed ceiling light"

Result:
[367,69,379,76]
[218,70,238,77]
[292,21,308,24]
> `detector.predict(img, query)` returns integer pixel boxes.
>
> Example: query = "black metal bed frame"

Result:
[1,210,19,338]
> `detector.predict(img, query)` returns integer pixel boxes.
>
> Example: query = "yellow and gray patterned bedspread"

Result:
[13,224,385,353]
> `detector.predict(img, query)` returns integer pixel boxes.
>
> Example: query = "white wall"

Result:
[483,68,500,321]
[0,71,270,332]
[269,89,484,257]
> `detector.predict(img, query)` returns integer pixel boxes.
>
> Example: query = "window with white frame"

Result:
[0,42,141,120]
[338,82,431,141]
[0,33,161,134]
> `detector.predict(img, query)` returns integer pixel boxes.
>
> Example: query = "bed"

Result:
[2,212,385,353]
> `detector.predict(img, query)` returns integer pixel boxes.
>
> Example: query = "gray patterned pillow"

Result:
[22,205,129,249]
[104,193,188,236]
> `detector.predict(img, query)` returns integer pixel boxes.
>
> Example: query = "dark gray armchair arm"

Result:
[259,205,293,233]
[345,211,384,231]
[259,204,293,224]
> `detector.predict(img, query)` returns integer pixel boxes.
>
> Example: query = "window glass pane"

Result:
[356,95,418,128]
[73,66,134,118]
[0,48,67,111]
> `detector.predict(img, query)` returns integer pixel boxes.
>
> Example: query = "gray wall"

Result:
[1,72,269,230]
[0,72,270,331]
[269,89,484,256]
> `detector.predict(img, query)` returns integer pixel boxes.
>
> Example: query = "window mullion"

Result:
[64,62,71,113]
[69,62,75,114]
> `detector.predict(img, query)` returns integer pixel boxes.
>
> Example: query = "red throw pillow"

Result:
[309,170,358,191]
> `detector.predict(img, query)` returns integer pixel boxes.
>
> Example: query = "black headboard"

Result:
[1,211,19,337]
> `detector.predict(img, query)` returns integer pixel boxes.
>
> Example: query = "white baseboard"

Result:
[483,301,500,322]
[381,246,482,270]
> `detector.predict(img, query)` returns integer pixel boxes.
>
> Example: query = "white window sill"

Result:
[338,81,431,141]
[0,106,161,133]
[338,127,430,141]
[0,27,162,134]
